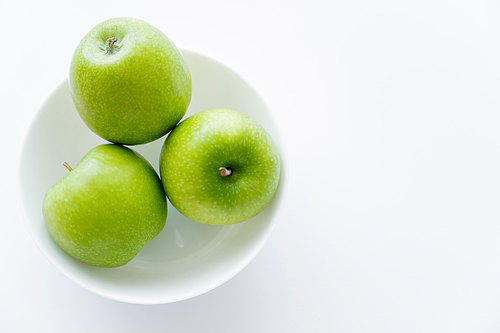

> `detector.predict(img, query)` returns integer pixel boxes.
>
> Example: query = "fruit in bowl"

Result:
[69,17,192,145]
[21,46,286,303]
[159,108,281,225]
[42,144,168,268]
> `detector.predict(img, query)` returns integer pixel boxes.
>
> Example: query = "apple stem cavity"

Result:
[105,37,119,54]
[63,162,73,172]
[219,167,232,177]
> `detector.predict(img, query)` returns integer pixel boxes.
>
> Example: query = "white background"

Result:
[2,1,500,332]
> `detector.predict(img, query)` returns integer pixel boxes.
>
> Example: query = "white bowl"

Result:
[19,49,287,304]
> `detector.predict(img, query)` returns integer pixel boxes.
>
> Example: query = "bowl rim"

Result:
[17,48,289,304]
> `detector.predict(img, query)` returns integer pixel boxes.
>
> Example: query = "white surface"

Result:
[19,50,287,304]
[2,0,500,332]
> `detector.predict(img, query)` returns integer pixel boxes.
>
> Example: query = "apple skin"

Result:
[159,108,280,225]
[69,17,192,145]
[42,144,168,268]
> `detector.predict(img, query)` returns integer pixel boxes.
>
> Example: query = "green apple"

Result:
[42,144,168,268]
[69,17,192,145]
[159,108,280,225]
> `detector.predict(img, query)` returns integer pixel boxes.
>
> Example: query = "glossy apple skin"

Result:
[42,144,168,268]
[69,17,192,145]
[160,109,280,225]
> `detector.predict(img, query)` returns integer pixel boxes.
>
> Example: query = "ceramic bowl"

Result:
[18,49,287,304]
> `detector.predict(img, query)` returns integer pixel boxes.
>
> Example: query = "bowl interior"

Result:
[19,49,287,304]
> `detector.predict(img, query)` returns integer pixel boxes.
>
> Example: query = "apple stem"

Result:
[105,37,118,53]
[63,162,73,172]
[219,167,232,177]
